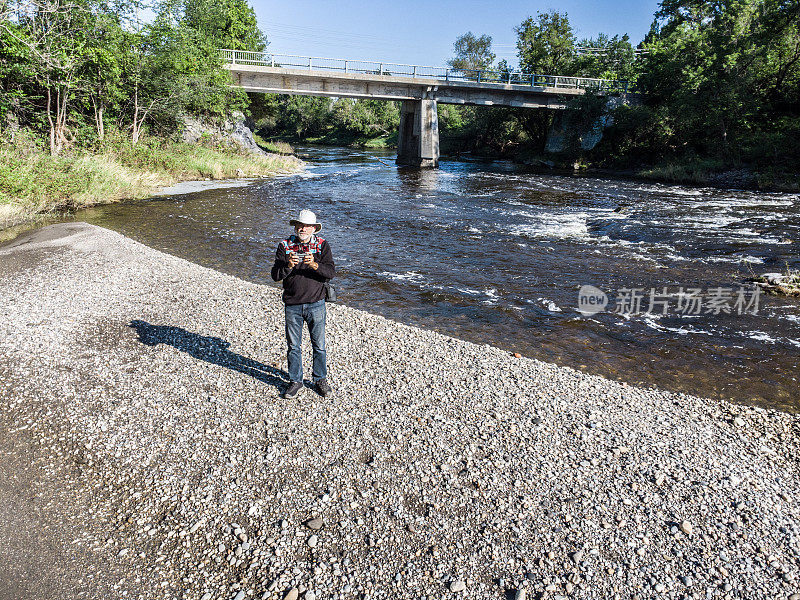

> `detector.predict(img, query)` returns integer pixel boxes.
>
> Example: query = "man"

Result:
[271,209,335,399]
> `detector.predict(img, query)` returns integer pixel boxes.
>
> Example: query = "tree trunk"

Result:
[132,85,140,144]
[46,85,56,155]
[92,95,105,140]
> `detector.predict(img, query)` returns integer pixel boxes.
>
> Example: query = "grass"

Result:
[747,267,800,297]
[252,133,295,155]
[265,130,398,149]
[0,131,303,230]
[634,156,726,184]
[636,159,800,192]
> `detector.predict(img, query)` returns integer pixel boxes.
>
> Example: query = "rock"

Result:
[233,592,246,600]
[305,517,323,531]
[284,589,299,600]
[307,534,318,548]
[179,111,268,156]
[450,580,466,593]
[201,594,212,600]
[761,273,786,285]
[5,222,800,600]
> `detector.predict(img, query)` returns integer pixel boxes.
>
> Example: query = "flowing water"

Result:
[53,146,800,410]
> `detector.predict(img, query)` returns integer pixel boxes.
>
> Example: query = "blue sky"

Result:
[251,0,662,67]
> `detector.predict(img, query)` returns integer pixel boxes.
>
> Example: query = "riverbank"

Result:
[0,134,303,232]
[2,222,799,600]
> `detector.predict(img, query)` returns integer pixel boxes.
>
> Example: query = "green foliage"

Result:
[516,11,576,75]
[627,0,800,170]
[255,95,401,145]
[182,0,267,51]
[573,34,639,80]
[273,96,332,138]
[447,32,496,74]
[0,0,265,151]
[331,99,399,137]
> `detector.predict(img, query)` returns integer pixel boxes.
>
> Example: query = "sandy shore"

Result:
[1,223,799,600]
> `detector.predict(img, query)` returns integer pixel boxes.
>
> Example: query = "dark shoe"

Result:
[284,381,303,399]
[314,378,332,397]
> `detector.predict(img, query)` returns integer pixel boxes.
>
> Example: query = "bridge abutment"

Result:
[396,99,439,168]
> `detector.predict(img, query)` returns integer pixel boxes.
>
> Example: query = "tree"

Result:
[573,33,638,81]
[0,15,37,130]
[274,96,331,138]
[637,0,800,162]
[79,12,128,140]
[516,10,576,75]
[1,0,97,153]
[447,32,495,76]
[182,0,267,51]
[331,98,399,137]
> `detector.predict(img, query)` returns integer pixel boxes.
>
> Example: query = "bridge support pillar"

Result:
[396,99,439,168]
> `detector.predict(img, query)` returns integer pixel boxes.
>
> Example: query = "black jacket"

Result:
[270,234,335,305]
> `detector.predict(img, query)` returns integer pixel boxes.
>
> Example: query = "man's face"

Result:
[295,223,315,243]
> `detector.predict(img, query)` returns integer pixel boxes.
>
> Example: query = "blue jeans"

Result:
[285,300,327,383]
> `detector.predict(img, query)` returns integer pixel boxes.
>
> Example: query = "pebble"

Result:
[283,589,298,600]
[307,534,318,548]
[3,223,800,600]
[305,517,324,531]
[450,580,466,593]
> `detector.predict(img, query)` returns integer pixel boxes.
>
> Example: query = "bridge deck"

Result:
[224,64,588,109]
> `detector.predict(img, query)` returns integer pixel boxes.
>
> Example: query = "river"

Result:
[58,146,800,410]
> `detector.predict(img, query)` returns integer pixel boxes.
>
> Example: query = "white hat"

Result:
[289,209,321,232]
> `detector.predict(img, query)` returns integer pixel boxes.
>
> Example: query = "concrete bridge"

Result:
[220,50,634,168]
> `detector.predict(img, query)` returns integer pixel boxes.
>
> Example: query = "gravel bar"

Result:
[1,222,799,600]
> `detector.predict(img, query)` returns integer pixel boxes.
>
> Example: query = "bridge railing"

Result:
[218,49,636,93]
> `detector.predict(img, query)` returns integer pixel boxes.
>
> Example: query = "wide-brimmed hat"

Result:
[289,209,321,232]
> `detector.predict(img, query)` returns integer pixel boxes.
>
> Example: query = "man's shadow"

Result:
[129,320,287,390]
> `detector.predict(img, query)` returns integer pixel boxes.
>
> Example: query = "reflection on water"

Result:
[53,146,800,410]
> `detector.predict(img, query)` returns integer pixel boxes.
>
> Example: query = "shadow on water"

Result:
[128,319,289,390]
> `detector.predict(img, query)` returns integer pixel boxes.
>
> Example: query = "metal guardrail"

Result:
[219,49,636,94]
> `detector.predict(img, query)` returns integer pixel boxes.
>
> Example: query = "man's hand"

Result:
[287,253,300,268]
[303,254,318,270]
